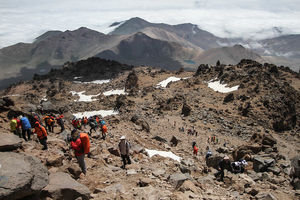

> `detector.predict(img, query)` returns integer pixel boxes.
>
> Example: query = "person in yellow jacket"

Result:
[33,122,48,150]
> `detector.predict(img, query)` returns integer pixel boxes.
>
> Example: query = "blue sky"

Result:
[0,0,299,48]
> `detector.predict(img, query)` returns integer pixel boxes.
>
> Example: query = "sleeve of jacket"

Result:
[71,139,82,151]
[42,127,47,137]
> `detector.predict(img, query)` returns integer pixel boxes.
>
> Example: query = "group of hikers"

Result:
[192,141,248,182]
[10,113,248,179]
[10,113,131,174]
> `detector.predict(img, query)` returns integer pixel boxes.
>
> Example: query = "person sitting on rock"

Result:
[33,122,48,150]
[118,135,131,169]
[19,115,32,141]
[215,155,232,182]
[70,129,87,174]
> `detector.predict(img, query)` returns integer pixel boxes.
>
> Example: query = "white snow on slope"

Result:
[145,149,181,162]
[74,79,110,84]
[73,110,118,118]
[207,79,239,93]
[157,76,190,88]
[103,89,127,96]
[70,91,100,102]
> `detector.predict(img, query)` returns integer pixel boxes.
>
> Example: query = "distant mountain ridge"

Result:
[0,17,299,89]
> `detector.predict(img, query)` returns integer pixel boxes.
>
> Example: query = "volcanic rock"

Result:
[0,152,49,200]
[41,172,90,200]
[0,133,22,151]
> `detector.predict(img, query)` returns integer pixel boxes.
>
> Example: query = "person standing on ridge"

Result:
[10,116,21,138]
[19,115,32,141]
[118,136,131,169]
[33,122,48,150]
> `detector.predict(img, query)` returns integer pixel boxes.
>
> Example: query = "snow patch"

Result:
[74,76,82,80]
[207,79,239,93]
[70,91,100,102]
[73,110,118,118]
[103,89,127,96]
[157,76,189,88]
[74,79,110,84]
[41,95,47,102]
[145,149,181,162]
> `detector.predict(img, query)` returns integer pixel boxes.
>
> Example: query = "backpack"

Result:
[100,120,105,125]
[102,124,107,133]
[80,133,90,154]
[10,119,17,131]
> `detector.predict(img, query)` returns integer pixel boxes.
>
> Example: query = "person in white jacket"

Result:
[118,136,131,169]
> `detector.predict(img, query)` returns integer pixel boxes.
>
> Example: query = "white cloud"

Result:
[0,0,300,48]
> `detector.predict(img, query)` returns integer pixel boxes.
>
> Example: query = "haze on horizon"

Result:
[0,0,300,48]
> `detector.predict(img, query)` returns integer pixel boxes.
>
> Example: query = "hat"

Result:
[241,160,248,166]
[224,156,229,160]
[120,135,126,140]
[35,122,40,127]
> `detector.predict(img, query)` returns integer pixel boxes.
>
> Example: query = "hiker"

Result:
[70,129,90,174]
[231,159,248,173]
[32,112,42,125]
[33,122,48,150]
[19,115,32,141]
[205,146,212,159]
[10,116,21,138]
[72,117,82,130]
[101,123,107,140]
[118,136,131,169]
[43,115,54,133]
[56,114,65,133]
[215,156,232,182]
[89,117,98,135]
[192,141,198,155]
[83,116,88,128]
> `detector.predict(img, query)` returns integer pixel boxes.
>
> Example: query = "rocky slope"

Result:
[0,58,299,199]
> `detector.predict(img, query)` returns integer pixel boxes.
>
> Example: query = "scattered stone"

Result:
[0,133,22,151]
[0,152,49,200]
[41,172,90,200]
[256,193,277,200]
[223,93,234,103]
[67,164,82,179]
[152,136,167,143]
[46,155,64,167]
[108,147,120,157]
[168,173,191,189]
[138,178,152,187]
[170,136,179,147]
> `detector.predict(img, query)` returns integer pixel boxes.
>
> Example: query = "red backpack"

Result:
[80,133,90,154]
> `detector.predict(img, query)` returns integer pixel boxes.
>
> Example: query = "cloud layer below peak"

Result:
[0,0,300,48]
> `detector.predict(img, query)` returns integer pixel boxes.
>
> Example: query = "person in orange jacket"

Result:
[33,122,48,150]
[70,129,86,174]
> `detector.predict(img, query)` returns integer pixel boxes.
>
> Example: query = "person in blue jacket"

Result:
[19,115,32,141]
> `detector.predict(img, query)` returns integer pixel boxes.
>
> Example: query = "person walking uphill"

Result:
[19,115,32,141]
[10,116,21,138]
[56,114,65,133]
[33,122,48,150]
[215,156,232,182]
[70,129,90,174]
[118,136,131,169]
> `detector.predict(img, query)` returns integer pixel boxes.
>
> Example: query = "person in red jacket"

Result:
[192,141,198,155]
[33,122,48,150]
[70,129,86,174]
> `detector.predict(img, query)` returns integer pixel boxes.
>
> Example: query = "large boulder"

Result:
[206,154,223,169]
[232,144,262,161]
[253,156,275,172]
[125,71,138,91]
[291,155,300,178]
[41,172,90,200]
[0,133,22,151]
[0,152,49,200]
[168,173,191,189]
[181,102,192,117]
